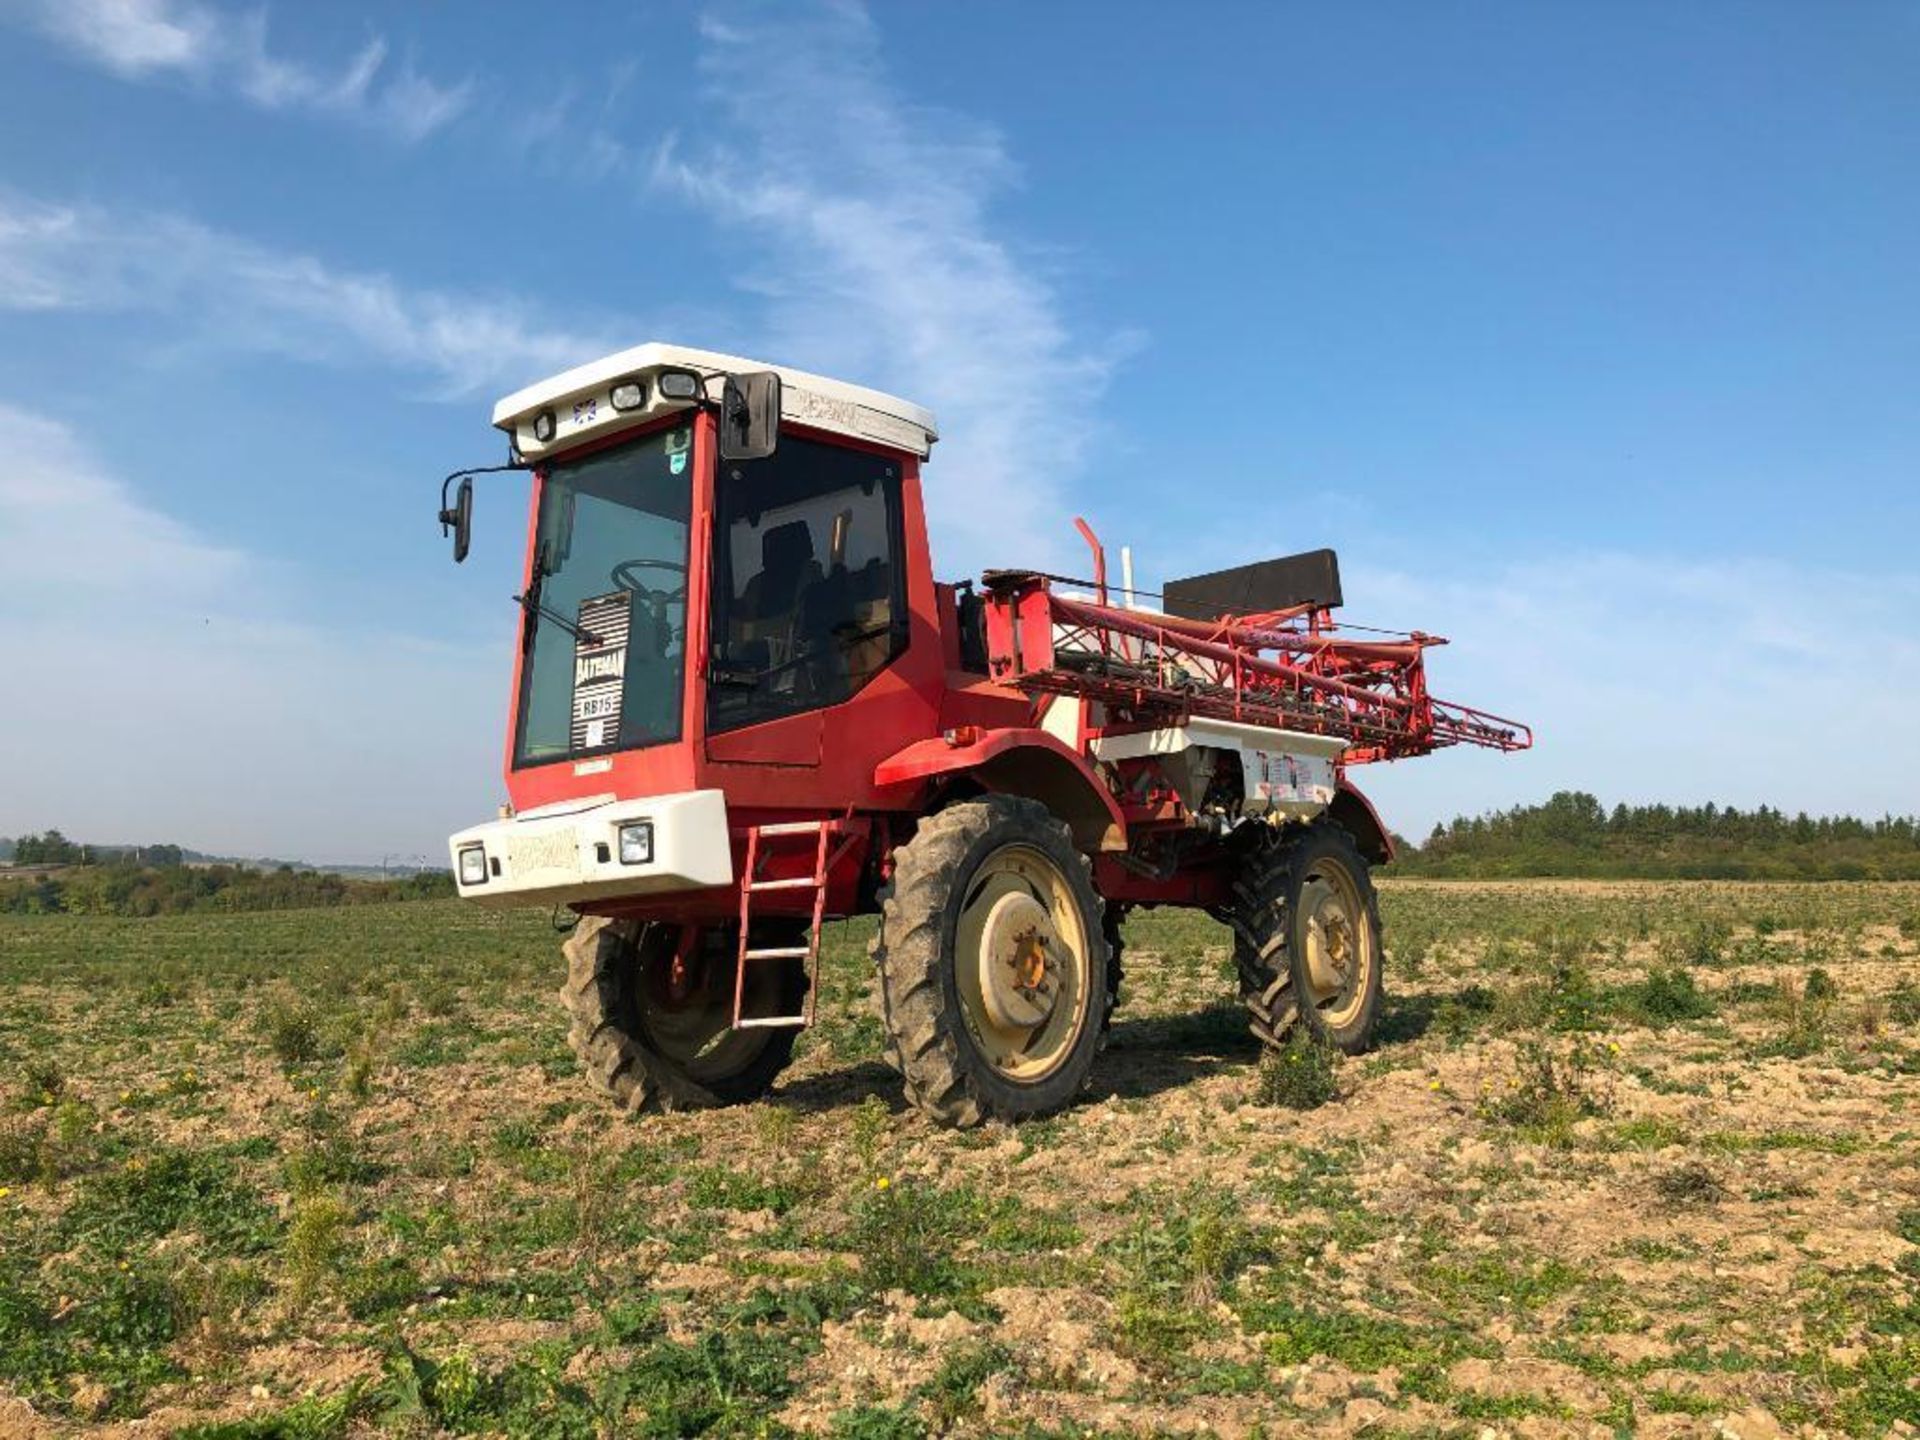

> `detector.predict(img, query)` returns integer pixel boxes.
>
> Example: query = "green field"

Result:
[2,882,1918,1436]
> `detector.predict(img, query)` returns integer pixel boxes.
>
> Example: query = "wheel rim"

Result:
[953,843,1091,1082]
[631,929,779,1082]
[1298,858,1373,1028]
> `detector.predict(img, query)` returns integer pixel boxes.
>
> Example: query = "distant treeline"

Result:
[0,856,454,917]
[1,829,306,870]
[1396,791,1920,881]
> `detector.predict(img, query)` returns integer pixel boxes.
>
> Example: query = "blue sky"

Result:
[1,0,1915,861]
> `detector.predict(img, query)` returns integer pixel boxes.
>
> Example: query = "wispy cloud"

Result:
[654,2,1131,574]
[7,0,471,141]
[0,401,245,596]
[0,406,498,860]
[506,62,642,184]
[0,189,621,397]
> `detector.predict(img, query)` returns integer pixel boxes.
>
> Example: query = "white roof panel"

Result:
[490,341,939,461]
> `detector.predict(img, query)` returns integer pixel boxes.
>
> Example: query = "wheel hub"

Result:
[1301,877,1357,1001]
[975,890,1060,1030]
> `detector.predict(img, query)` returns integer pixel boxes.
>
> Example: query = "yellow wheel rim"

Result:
[953,844,1090,1082]
[1298,858,1372,1029]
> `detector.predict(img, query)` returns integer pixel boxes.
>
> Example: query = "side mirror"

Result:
[718,371,781,461]
[439,476,473,564]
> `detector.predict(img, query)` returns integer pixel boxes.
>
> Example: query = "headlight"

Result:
[532,409,556,442]
[609,379,647,412]
[617,822,653,865]
[458,845,488,886]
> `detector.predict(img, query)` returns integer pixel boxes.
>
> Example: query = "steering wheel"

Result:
[611,558,687,603]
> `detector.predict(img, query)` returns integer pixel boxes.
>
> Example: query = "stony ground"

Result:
[0,880,1917,1437]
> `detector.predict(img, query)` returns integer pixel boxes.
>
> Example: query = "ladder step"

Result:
[745,876,822,892]
[742,945,811,960]
[754,821,831,838]
[734,1014,809,1029]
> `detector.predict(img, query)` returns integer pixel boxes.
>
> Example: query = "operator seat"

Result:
[740,522,821,619]
[793,556,892,698]
[730,520,822,677]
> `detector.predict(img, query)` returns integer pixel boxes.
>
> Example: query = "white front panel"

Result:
[448,789,734,909]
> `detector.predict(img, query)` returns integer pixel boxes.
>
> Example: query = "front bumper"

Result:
[448,789,734,909]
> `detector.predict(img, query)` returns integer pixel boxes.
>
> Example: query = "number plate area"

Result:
[506,829,581,877]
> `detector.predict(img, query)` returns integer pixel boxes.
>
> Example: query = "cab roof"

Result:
[491,341,940,462]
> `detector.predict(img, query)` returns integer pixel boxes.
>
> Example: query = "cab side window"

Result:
[708,437,907,732]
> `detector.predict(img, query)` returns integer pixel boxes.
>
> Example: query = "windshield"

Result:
[514,425,694,768]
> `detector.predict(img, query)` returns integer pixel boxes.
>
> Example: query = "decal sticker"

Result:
[571,591,633,752]
[667,426,691,476]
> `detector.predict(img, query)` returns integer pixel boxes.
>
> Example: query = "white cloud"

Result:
[7,0,471,141]
[0,408,498,861]
[0,202,86,311]
[1344,551,1920,838]
[17,0,213,74]
[0,401,245,594]
[655,1,1130,575]
[0,190,621,398]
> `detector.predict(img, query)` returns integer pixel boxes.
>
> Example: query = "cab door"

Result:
[703,434,909,770]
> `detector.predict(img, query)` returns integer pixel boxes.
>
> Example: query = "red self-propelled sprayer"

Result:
[436,342,1530,1126]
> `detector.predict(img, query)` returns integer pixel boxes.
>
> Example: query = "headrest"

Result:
[761,521,815,573]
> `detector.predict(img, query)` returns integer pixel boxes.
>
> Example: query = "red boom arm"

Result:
[979,571,1530,764]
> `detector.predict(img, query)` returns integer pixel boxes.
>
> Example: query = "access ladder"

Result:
[731,818,855,1030]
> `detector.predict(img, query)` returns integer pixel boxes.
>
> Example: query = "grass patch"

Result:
[1612,966,1717,1026]
[1253,1029,1340,1109]
[1478,1038,1611,1142]
[919,1340,1014,1427]
[1112,1183,1269,1365]
[847,1178,1075,1311]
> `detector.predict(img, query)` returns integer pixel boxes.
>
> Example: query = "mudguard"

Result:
[1327,779,1394,864]
[874,729,1126,852]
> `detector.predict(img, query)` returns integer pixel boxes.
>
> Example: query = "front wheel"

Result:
[562,917,805,1113]
[872,797,1110,1127]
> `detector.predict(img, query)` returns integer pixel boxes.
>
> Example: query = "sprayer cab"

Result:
[445,343,961,909]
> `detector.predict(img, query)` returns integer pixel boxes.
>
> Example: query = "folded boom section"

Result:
[980,572,1530,763]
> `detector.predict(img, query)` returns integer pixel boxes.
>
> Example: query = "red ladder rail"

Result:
[732,819,853,1030]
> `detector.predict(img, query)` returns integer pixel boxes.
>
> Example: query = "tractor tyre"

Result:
[1229,822,1383,1054]
[561,915,806,1113]
[1101,903,1126,1047]
[871,796,1110,1127]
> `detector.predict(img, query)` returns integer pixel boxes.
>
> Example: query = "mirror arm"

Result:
[438,461,527,531]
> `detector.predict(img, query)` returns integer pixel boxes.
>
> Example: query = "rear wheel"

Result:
[872,797,1109,1127]
[1229,822,1383,1053]
[562,916,806,1112]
